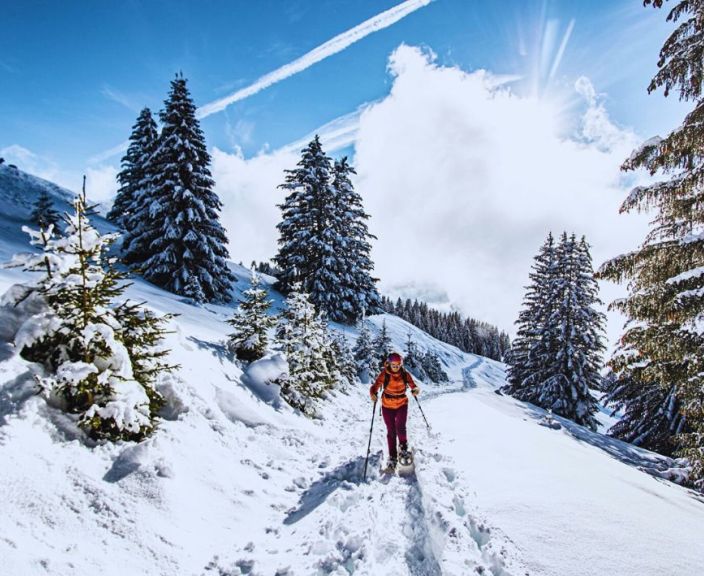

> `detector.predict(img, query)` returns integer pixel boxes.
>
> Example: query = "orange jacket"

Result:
[370,367,417,409]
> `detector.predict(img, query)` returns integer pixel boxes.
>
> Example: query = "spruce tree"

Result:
[372,319,393,371]
[403,332,426,380]
[274,139,380,324]
[227,270,276,362]
[30,190,60,229]
[598,0,704,483]
[326,332,357,389]
[274,136,334,296]
[274,283,334,416]
[533,234,604,429]
[123,74,235,303]
[9,188,174,441]
[505,233,558,397]
[330,157,382,321]
[108,107,158,229]
[353,316,376,381]
[507,233,604,430]
[421,349,448,383]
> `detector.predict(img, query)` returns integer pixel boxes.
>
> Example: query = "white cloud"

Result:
[212,44,650,349]
[212,146,298,265]
[0,144,75,190]
[1,144,118,207]
[351,45,647,347]
[85,165,119,204]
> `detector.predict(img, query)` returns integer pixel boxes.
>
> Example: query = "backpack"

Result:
[382,367,410,396]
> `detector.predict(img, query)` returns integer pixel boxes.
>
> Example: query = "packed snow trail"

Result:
[206,377,529,576]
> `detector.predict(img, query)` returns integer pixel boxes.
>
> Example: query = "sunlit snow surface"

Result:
[1,164,703,575]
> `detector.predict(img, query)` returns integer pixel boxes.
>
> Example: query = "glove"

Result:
[371,393,378,403]
[412,387,420,397]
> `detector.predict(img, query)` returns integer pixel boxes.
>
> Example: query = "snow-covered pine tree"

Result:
[227,270,276,362]
[330,157,382,321]
[274,282,334,416]
[353,315,376,381]
[274,136,334,297]
[603,370,686,455]
[504,232,558,397]
[372,319,393,371]
[597,0,704,483]
[108,107,159,230]
[421,349,449,383]
[30,190,60,229]
[123,74,235,303]
[403,332,427,380]
[9,188,174,441]
[326,331,357,389]
[274,139,380,324]
[507,233,604,430]
[534,234,604,429]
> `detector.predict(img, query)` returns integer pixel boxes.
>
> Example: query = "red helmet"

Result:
[387,352,403,364]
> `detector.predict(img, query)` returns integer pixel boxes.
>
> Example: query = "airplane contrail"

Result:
[197,0,433,119]
[91,0,433,163]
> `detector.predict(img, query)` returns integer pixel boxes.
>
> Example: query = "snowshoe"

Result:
[381,459,397,474]
[397,448,415,476]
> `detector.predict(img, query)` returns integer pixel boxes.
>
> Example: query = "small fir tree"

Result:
[421,349,449,383]
[372,319,393,371]
[353,315,376,381]
[274,283,334,416]
[30,190,60,229]
[403,332,427,380]
[8,187,174,441]
[325,331,357,390]
[227,270,276,362]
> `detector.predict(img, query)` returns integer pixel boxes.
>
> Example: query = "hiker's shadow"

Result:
[283,452,381,525]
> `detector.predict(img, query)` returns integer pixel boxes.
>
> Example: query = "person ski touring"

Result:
[369,352,420,471]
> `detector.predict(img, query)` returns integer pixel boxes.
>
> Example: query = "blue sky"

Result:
[0,0,692,341]
[0,0,688,174]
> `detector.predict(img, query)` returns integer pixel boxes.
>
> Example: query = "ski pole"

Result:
[363,399,377,481]
[413,394,431,432]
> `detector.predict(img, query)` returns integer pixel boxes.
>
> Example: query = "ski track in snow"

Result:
[206,357,529,576]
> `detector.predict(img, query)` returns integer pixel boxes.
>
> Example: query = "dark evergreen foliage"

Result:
[372,319,393,371]
[108,107,158,229]
[227,271,276,362]
[603,371,686,455]
[30,190,60,229]
[598,0,704,484]
[122,75,235,303]
[16,190,175,441]
[505,232,605,431]
[274,136,380,323]
[379,297,510,362]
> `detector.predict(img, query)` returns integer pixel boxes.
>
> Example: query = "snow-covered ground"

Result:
[1,165,703,575]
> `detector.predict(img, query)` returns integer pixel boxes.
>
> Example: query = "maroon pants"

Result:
[382,403,408,459]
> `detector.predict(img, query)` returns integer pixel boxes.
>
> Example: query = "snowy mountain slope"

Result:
[0,170,703,575]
